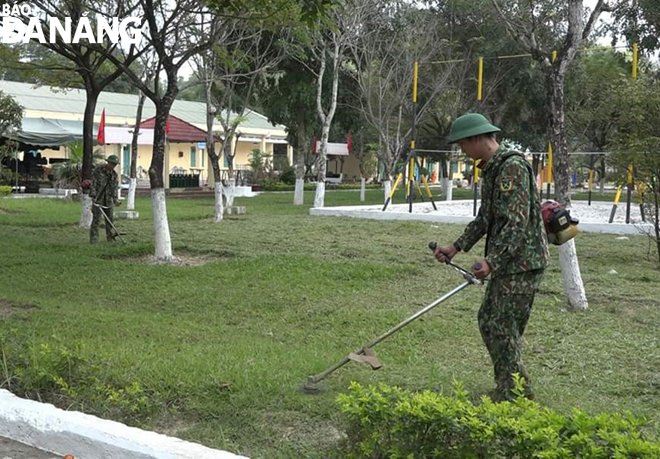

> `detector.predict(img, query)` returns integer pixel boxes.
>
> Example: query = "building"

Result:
[0,80,291,188]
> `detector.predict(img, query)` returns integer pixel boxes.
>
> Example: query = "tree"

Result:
[0,91,22,138]
[305,2,358,208]
[608,74,660,267]
[98,0,223,260]
[346,0,455,204]
[489,0,615,311]
[257,55,320,205]
[611,0,660,53]
[23,1,142,228]
[565,49,630,193]
[0,90,23,183]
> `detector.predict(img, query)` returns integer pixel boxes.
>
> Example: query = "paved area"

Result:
[0,437,60,459]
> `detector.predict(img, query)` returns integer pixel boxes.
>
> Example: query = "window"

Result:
[190,146,197,168]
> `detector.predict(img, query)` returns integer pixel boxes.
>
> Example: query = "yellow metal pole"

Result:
[609,186,623,223]
[477,57,483,101]
[632,43,638,80]
[412,61,419,103]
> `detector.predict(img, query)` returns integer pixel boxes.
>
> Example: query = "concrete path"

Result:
[0,437,59,459]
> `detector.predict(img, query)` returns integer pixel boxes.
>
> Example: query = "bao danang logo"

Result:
[1,3,143,45]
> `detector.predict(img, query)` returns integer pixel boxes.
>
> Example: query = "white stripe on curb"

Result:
[0,390,248,459]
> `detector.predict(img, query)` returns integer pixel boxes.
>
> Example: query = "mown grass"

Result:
[1,190,659,458]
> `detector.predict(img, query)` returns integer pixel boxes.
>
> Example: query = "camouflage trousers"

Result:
[478,269,544,400]
[90,204,115,243]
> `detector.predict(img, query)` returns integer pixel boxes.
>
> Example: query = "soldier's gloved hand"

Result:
[434,244,457,263]
[472,258,491,279]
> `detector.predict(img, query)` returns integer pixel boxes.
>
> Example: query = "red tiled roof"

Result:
[140,114,208,142]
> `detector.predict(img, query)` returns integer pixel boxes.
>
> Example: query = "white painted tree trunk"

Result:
[558,239,588,310]
[313,181,326,208]
[443,177,453,201]
[79,195,93,228]
[214,183,224,223]
[226,178,236,208]
[127,178,137,211]
[383,180,392,205]
[152,188,173,260]
[360,178,366,202]
[294,178,304,205]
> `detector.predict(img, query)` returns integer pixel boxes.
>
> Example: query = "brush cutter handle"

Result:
[428,242,481,285]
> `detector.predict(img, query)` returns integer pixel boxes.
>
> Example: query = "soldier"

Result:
[434,113,549,402]
[89,155,121,243]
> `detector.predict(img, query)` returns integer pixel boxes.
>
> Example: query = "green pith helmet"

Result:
[447,113,501,143]
[106,155,119,164]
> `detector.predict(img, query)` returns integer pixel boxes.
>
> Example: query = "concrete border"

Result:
[0,389,248,459]
[310,201,653,236]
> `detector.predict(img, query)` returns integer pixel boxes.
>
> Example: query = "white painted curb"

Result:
[0,389,248,459]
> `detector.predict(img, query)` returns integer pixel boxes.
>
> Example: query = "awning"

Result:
[6,118,93,148]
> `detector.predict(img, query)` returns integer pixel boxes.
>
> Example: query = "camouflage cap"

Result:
[106,155,120,164]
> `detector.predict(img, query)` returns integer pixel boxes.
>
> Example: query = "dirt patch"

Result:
[257,410,345,451]
[0,207,22,215]
[127,253,225,267]
[0,299,38,318]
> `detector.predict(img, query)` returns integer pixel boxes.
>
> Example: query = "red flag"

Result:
[165,117,170,136]
[97,109,106,145]
[312,136,317,155]
[346,132,353,155]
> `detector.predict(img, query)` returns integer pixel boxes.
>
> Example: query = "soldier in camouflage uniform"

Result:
[434,113,549,401]
[89,155,121,243]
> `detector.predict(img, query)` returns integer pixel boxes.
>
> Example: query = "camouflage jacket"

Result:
[454,146,549,275]
[90,166,118,207]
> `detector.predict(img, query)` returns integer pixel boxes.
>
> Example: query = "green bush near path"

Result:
[338,380,660,458]
[0,191,659,458]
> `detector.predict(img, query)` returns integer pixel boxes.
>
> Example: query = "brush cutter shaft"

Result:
[94,203,126,244]
[308,280,472,385]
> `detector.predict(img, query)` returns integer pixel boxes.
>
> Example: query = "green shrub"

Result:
[279,167,297,185]
[1,334,154,419]
[337,379,660,458]
[0,185,12,196]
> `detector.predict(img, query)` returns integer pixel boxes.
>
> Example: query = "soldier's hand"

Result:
[434,244,457,263]
[472,258,491,279]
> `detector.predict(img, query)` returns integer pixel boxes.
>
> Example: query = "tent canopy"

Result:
[6,118,96,148]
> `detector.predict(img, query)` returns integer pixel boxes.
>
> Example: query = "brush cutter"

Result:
[93,202,126,244]
[301,242,483,394]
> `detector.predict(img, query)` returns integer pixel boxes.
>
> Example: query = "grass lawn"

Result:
[1,189,659,458]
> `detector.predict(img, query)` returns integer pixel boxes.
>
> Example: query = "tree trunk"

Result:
[149,102,174,260]
[547,70,588,310]
[205,98,224,222]
[80,194,93,228]
[294,105,306,206]
[152,188,172,260]
[314,123,330,208]
[383,179,392,205]
[128,92,146,211]
[79,88,99,228]
[360,178,366,202]
[444,177,453,201]
[222,139,236,208]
